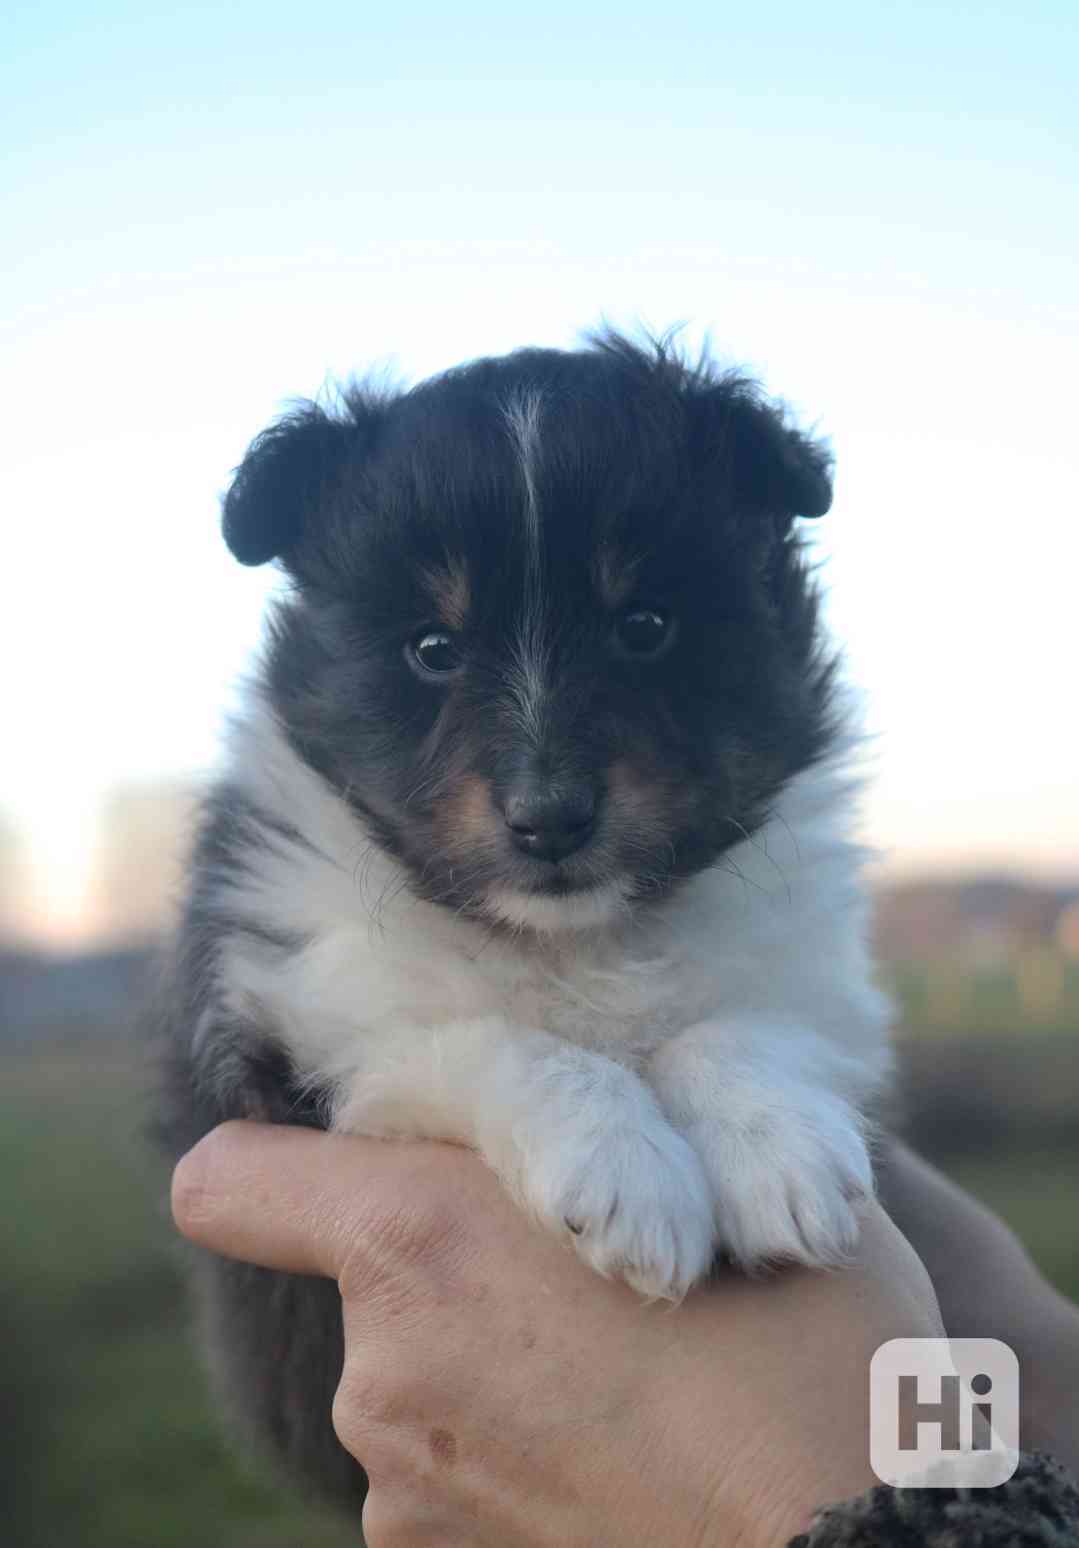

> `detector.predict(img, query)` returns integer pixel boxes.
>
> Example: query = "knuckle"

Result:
[331,1350,424,1461]
[337,1191,478,1307]
[361,1493,407,1548]
[331,1364,383,1458]
[330,1384,362,1458]
[362,1488,445,1548]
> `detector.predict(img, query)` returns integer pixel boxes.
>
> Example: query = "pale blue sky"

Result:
[4,2,1078,936]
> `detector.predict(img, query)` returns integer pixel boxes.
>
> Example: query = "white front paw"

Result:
[520,1116,716,1300]
[688,1105,873,1271]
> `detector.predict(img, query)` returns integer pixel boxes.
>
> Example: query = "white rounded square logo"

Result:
[870,1338,1020,1488]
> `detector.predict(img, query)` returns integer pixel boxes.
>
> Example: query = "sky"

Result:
[4,1,1079,937]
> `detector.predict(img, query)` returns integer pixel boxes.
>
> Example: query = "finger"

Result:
[170,1120,481,1280]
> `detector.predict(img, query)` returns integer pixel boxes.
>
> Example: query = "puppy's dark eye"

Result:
[409,630,463,676]
[615,607,674,658]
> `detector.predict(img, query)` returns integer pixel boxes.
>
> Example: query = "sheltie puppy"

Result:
[158,330,891,1507]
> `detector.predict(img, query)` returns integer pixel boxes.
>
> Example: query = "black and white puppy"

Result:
[159,330,891,1506]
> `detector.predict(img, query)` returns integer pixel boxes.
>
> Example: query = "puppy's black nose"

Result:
[503,785,596,862]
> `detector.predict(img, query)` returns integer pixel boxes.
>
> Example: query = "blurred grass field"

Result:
[1,1050,359,1548]
[3,1029,1077,1546]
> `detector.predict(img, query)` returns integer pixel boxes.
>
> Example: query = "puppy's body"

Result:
[159,332,891,1507]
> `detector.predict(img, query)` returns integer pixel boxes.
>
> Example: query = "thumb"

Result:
[170,1121,476,1282]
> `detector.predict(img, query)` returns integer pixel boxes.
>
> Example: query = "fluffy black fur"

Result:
[156,790,360,1504]
[157,329,838,1512]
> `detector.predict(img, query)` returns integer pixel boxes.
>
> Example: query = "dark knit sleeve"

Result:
[786,1453,1079,1547]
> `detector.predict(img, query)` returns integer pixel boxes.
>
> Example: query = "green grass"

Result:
[2,1040,1076,1544]
[941,1146,1079,1304]
[886,954,1079,1039]
[1,1051,359,1548]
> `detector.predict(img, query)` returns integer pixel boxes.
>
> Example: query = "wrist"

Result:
[715,1442,876,1548]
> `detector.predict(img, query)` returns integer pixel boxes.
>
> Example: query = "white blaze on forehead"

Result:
[501,388,544,586]
[505,624,549,747]
[502,387,549,745]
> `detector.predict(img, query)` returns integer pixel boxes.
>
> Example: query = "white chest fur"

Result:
[205,703,892,1296]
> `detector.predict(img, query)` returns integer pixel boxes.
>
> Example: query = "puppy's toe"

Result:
[689,1110,872,1272]
[531,1120,716,1300]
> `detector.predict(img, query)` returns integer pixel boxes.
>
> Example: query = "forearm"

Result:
[878,1140,1079,1472]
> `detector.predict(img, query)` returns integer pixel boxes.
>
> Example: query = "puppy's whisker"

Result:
[403,766,449,809]
[723,815,792,904]
[768,805,803,867]
[718,854,764,908]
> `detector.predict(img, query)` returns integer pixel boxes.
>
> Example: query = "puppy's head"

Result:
[224,331,836,931]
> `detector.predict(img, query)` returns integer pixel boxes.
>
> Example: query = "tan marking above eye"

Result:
[593,544,640,610]
[422,558,471,631]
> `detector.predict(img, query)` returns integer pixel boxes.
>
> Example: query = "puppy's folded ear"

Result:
[695,384,833,522]
[222,405,356,566]
[740,403,833,520]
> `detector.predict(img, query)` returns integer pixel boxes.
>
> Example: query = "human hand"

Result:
[173,1124,941,1548]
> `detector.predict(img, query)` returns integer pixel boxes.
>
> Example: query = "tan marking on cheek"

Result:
[422,559,471,631]
[440,772,501,851]
[607,759,692,836]
[594,544,639,610]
